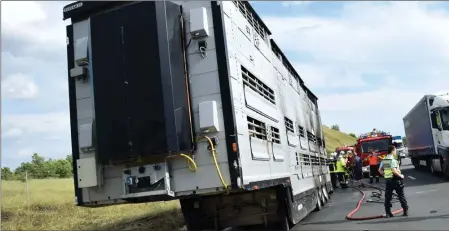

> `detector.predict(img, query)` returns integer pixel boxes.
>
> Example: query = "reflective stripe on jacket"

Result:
[335,157,345,173]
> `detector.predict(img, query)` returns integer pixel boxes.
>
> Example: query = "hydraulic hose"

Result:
[167,153,197,172]
[346,182,403,221]
[204,136,228,190]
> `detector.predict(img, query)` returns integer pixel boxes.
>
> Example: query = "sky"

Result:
[2,1,449,169]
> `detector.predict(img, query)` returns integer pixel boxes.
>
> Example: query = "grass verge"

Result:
[1,179,184,230]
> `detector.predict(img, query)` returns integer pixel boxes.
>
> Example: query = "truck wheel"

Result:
[314,190,322,211]
[277,187,293,231]
[412,158,419,169]
[441,157,449,180]
[427,159,435,174]
[281,216,291,231]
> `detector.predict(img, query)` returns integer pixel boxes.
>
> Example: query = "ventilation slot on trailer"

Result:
[301,154,310,166]
[307,131,316,143]
[307,131,317,152]
[247,116,267,140]
[295,152,300,166]
[285,117,299,147]
[311,156,320,166]
[284,117,294,133]
[317,138,322,147]
[298,126,305,138]
[271,127,281,144]
[242,66,276,105]
[232,1,267,41]
[247,116,270,160]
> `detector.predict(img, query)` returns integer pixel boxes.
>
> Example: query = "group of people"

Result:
[328,145,409,217]
[328,150,356,189]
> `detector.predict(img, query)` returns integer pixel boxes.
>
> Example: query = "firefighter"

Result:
[378,145,409,217]
[344,153,351,180]
[368,147,380,183]
[328,154,338,189]
[336,151,348,188]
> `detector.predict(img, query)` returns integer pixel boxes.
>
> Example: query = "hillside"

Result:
[322,125,357,155]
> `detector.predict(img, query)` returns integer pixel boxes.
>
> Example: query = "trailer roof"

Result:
[62,0,318,102]
[403,95,428,120]
[270,39,318,102]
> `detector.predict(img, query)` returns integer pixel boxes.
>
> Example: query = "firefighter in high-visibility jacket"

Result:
[335,152,348,188]
[368,147,380,183]
[378,145,409,217]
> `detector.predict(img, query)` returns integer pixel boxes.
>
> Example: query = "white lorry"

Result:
[403,92,449,179]
[392,135,406,165]
[63,1,332,230]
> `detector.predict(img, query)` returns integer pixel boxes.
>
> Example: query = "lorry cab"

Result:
[429,92,449,154]
[392,136,406,159]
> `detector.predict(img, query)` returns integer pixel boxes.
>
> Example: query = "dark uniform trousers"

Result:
[337,172,346,186]
[369,164,380,183]
[384,178,409,214]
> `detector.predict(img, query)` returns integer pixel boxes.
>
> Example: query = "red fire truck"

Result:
[335,145,355,154]
[355,129,393,177]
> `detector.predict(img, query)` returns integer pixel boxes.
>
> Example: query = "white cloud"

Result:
[1,1,67,52]
[3,128,24,138]
[282,1,312,7]
[2,112,70,136]
[264,2,449,73]
[262,2,449,135]
[17,148,36,157]
[1,73,39,99]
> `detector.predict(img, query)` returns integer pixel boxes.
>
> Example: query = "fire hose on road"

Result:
[346,182,403,221]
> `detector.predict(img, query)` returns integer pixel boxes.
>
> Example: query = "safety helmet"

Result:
[347,150,352,154]
[340,151,345,155]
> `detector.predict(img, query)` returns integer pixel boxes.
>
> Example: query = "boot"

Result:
[403,208,409,216]
[375,177,380,183]
[369,178,373,184]
[385,209,394,218]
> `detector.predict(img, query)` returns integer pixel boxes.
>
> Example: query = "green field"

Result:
[1,126,354,230]
[322,125,357,155]
[1,179,184,230]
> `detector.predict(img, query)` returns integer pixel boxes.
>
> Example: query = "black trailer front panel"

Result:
[89,2,192,164]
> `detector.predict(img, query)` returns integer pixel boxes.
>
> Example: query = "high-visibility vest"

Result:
[335,157,345,173]
[381,157,396,179]
[369,155,378,165]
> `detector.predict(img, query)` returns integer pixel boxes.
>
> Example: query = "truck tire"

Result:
[441,157,449,180]
[412,158,419,169]
[277,187,293,231]
[314,190,322,211]
[427,159,435,174]
[180,199,213,231]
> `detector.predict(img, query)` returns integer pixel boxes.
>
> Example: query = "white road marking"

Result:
[408,176,416,180]
[415,189,438,194]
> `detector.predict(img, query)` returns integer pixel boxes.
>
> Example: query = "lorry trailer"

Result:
[62,1,332,230]
[403,92,449,179]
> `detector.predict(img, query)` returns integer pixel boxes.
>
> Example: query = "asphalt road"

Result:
[292,158,449,230]
[189,158,449,231]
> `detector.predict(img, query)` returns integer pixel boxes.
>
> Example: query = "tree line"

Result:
[1,153,73,181]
